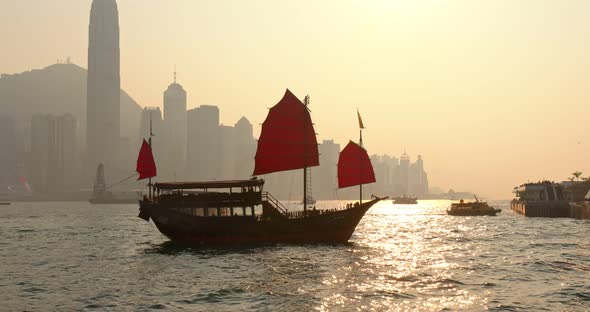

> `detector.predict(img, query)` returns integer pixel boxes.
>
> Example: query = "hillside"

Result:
[0,63,141,143]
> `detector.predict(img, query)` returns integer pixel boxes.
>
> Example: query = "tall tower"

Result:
[87,0,120,175]
[163,70,187,180]
[399,152,410,195]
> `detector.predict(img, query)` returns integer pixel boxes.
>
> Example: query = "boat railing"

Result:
[262,192,289,214]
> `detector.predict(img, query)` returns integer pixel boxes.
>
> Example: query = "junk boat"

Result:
[392,196,418,205]
[447,196,501,216]
[138,89,384,245]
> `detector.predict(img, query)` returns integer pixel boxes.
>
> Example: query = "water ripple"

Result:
[0,200,588,311]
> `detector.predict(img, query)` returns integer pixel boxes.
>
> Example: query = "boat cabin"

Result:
[146,179,265,217]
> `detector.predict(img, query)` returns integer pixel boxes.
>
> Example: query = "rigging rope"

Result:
[106,173,139,190]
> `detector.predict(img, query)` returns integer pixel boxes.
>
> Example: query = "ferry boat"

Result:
[447,196,501,216]
[511,181,570,217]
[392,196,418,205]
[138,89,384,245]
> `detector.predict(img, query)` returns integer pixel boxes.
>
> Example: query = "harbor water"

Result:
[1,200,589,311]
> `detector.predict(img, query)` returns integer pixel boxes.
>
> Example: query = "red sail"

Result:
[136,139,157,180]
[337,141,376,188]
[253,89,319,175]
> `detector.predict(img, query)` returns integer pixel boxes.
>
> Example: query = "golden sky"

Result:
[1,0,589,198]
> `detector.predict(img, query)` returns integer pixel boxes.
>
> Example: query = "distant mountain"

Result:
[0,63,141,144]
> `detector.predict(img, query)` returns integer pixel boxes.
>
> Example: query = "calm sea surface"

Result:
[1,200,588,311]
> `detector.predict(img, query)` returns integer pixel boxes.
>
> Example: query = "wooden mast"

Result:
[359,127,363,204]
[148,112,153,200]
[303,95,310,212]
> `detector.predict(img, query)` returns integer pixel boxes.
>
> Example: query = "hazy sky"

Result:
[1,0,589,198]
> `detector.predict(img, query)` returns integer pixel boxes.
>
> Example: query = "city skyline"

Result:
[1,0,589,198]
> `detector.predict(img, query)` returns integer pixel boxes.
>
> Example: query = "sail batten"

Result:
[337,141,375,189]
[136,139,157,180]
[253,89,319,176]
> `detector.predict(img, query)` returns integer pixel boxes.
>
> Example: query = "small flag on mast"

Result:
[357,109,365,129]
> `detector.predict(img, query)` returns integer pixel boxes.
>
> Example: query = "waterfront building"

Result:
[139,107,163,167]
[399,152,410,195]
[29,114,78,193]
[315,140,340,199]
[162,73,187,179]
[219,124,236,179]
[187,105,220,180]
[234,117,256,179]
[86,0,121,174]
[0,116,18,188]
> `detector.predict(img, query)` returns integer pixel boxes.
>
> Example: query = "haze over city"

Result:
[2,1,590,311]
[2,0,590,198]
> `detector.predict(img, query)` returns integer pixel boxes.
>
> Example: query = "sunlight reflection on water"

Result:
[1,200,589,311]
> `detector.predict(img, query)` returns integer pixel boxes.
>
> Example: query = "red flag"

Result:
[357,109,365,129]
[136,139,157,180]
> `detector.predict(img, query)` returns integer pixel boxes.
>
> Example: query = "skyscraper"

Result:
[29,114,78,193]
[399,152,410,195]
[0,116,18,188]
[187,105,220,180]
[234,117,256,179]
[87,0,120,174]
[139,107,163,167]
[316,139,340,199]
[162,73,187,179]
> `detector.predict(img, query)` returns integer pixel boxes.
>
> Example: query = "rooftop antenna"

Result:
[174,65,177,84]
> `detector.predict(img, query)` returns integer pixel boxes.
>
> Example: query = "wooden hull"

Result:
[139,198,381,245]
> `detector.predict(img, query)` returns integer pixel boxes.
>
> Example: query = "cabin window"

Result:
[207,208,218,216]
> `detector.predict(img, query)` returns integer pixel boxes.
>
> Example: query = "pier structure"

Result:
[511,181,590,219]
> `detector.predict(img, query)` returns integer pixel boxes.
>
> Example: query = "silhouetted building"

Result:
[411,155,429,196]
[29,114,78,193]
[219,124,236,179]
[369,155,390,197]
[399,152,410,195]
[162,73,187,180]
[187,105,220,180]
[86,0,121,175]
[233,117,256,179]
[315,140,340,199]
[0,116,18,188]
[139,107,163,168]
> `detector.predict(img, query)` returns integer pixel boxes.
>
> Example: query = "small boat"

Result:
[138,90,385,245]
[447,196,501,216]
[392,196,418,205]
[89,163,140,204]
